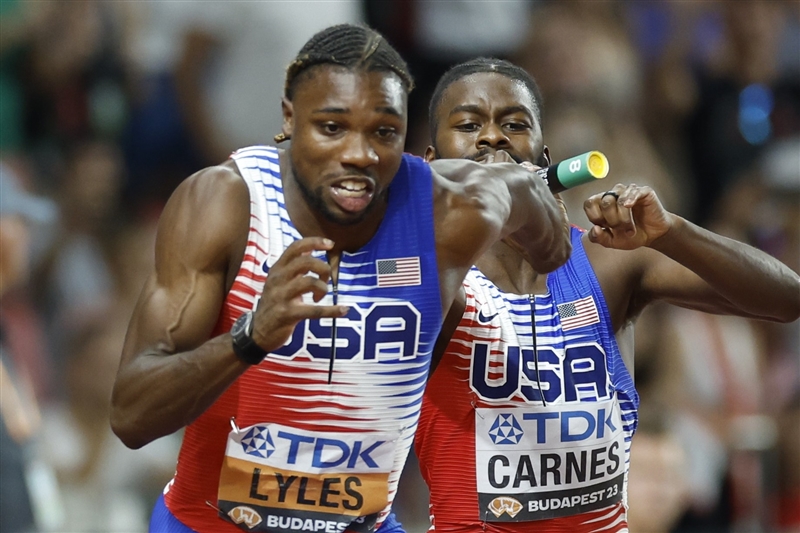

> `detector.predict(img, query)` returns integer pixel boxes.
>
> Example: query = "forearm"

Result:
[110,334,249,449]
[651,216,800,322]
[503,168,571,273]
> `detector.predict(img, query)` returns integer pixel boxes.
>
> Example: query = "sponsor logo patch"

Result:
[488,414,524,445]
[488,497,523,518]
[241,425,276,459]
[228,505,263,528]
[477,307,498,324]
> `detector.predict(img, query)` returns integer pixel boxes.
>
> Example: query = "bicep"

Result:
[122,268,225,364]
[119,166,249,366]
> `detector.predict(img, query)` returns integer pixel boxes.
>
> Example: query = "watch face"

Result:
[232,312,250,338]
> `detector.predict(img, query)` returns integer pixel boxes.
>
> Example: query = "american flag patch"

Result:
[557,296,600,331]
[376,257,421,287]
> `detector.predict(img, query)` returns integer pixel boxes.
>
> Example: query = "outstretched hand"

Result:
[251,237,349,352]
[584,184,673,250]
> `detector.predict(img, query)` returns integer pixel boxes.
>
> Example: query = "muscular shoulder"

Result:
[155,161,250,277]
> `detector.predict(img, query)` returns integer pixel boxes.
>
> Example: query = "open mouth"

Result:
[330,177,375,213]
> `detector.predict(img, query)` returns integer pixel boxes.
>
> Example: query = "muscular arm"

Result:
[430,158,571,308]
[110,163,251,449]
[585,184,800,326]
[642,216,799,322]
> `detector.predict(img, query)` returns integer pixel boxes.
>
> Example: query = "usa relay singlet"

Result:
[416,227,638,533]
[163,146,443,533]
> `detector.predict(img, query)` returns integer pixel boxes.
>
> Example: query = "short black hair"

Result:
[285,24,414,100]
[428,57,544,142]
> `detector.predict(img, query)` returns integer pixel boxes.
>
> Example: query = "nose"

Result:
[340,133,379,168]
[476,123,510,150]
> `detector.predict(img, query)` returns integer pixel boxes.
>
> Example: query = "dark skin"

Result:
[110,65,571,449]
[427,72,800,374]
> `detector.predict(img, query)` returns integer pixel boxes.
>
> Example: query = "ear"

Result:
[281,97,294,139]
[424,146,436,163]
[541,145,552,167]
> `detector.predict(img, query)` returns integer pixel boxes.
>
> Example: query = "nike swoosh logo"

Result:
[477,308,498,324]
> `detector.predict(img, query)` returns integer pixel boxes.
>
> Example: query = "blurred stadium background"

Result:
[0,1,797,532]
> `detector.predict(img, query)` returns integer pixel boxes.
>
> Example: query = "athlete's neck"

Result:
[474,240,546,295]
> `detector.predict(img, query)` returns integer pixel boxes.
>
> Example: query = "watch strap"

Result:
[231,312,267,365]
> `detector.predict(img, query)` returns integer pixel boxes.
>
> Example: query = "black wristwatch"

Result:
[231,311,267,365]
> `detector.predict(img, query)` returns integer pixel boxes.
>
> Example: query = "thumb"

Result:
[588,225,612,247]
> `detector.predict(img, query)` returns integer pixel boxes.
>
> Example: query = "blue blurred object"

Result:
[738,84,774,145]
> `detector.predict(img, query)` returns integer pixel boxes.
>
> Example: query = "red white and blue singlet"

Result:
[159,146,442,533]
[416,227,638,533]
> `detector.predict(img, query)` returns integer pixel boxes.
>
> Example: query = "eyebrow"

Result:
[311,106,403,117]
[449,104,534,121]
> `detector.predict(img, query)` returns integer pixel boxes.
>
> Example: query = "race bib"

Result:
[475,398,625,522]
[217,422,399,532]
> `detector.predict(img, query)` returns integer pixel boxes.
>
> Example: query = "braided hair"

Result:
[428,58,544,142]
[285,24,414,100]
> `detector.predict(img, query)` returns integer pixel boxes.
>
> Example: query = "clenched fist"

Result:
[584,184,673,250]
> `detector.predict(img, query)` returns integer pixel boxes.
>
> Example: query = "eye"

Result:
[454,122,480,132]
[504,122,531,132]
[376,127,397,139]
[320,122,342,135]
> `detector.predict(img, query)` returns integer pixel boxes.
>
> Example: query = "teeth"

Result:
[338,180,367,192]
[337,187,364,198]
[334,181,370,198]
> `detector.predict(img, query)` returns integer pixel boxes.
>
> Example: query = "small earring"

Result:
[274,132,288,143]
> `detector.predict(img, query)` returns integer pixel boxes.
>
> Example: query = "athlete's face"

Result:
[283,66,407,226]
[427,72,548,166]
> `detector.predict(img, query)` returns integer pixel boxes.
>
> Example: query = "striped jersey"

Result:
[416,226,638,533]
[164,146,443,533]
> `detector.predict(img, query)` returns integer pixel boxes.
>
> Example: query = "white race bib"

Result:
[475,398,625,522]
[217,422,399,532]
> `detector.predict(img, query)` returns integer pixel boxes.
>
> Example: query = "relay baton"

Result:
[535,151,609,193]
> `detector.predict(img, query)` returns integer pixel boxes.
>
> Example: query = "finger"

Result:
[583,196,606,227]
[269,255,332,285]
[520,161,536,172]
[292,303,350,321]
[599,190,635,236]
[275,237,335,265]
[587,225,614,247]
[619,184,652,209]
[282,275,331,303]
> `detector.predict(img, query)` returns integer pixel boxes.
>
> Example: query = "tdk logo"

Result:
[489,414,524,445]
[280,432,385,469]
[241,426,276,459]
[247,429,387,469]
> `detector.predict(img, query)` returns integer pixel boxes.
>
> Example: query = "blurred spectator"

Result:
[713,145,800,532]
[685,1,800,225]
[515,1,687,231]
[0,1,43,154]
[627,405,690,533]
[0,163,60,532]
[631,1,800,225]
[36,316,179,532]
[36,139,125,382]
[646,155,800,532]
[367,0,537,154]
[22,1,129,152]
